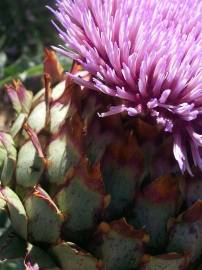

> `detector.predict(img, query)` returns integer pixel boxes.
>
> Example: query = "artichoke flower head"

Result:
[51,0,202,175]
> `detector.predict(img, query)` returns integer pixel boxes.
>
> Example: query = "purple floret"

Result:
[52,0,202,175]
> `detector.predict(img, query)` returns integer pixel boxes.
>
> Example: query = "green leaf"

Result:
[51,242,102,270]
[24,186,62,244]
[0,259,24,270]
[0,227,26,260]
[16,141,44,188]
[0,187,27,240]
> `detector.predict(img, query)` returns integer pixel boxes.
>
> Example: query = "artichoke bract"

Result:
[1,0,202,269]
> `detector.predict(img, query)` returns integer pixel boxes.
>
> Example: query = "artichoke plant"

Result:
[1,0,202,269]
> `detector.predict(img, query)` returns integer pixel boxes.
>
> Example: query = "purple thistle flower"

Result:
[51,0,202,175]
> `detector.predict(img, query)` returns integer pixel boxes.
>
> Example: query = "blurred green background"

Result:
[0,0,70,90]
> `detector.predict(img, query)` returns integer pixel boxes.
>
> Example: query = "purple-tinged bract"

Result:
[52,0,202,175]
